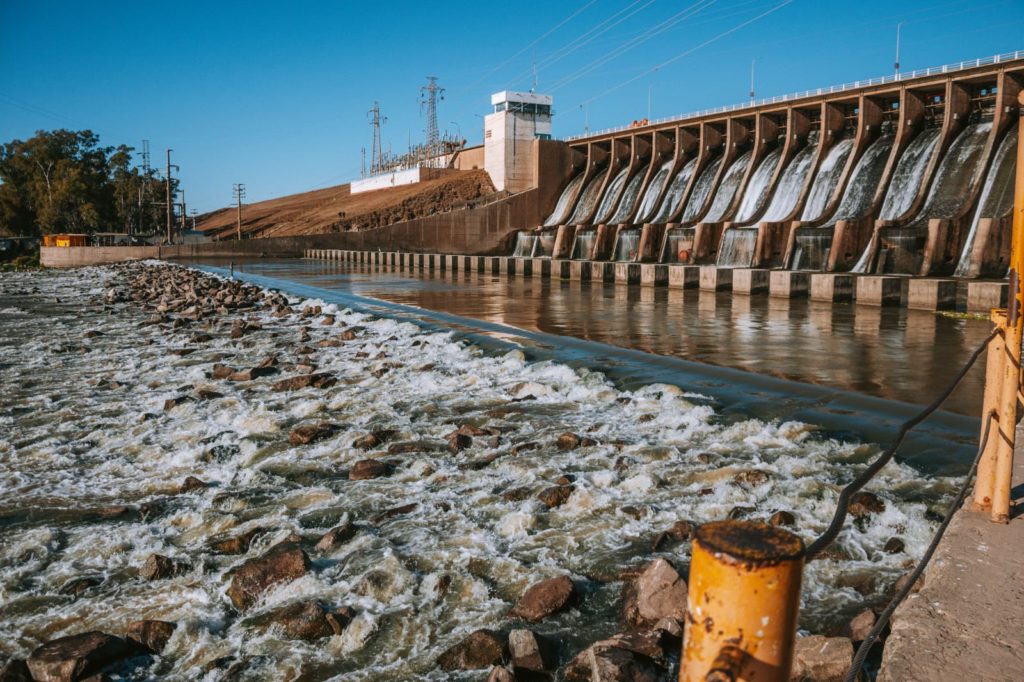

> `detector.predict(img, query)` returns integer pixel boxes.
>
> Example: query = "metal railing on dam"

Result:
[566,51,1024,141]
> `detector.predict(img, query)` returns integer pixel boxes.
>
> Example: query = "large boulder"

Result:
[0,659,31,681]
[621,558,687,629]
[26,632,142,682]
[563,634,664,682]
[508,629,558,674]
[508,575,576,622]
[437,629,507,671]
[225,542,311,611]
[790,635,853,682]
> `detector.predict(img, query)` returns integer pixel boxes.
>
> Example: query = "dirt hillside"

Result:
[195,170,495,240]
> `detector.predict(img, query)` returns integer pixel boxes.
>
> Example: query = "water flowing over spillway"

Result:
[681,157,723,223]
[955,127,1019,278]
[702,152,751,223]
[653,158,697,223]
[536,230,558,258]
[511,233,537,258]
[544,173,585,227]
[636,161,674,223]
[734,148,782,223]
[877,121,992,274]
[594,168,630,224]
[608,166,649,224]
[571,230,597,259]
[878,128,941,221]
[0,264,979,679]
[800,138,854,222]
[835,134,896,222]
[716,228,759,267]
[567,172,607,225]
[761,137,819,223]
[613,229,641,261]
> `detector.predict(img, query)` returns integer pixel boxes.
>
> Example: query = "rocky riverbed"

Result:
[0,262,958,680]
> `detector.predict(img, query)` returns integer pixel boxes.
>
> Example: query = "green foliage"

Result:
[0,254,41,272]
[0,129,177,236]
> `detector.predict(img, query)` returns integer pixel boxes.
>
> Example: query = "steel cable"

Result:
[805,327,999,560]
[843,411,995,682]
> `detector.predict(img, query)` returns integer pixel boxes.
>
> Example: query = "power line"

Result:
[232,183,246,240]
[549,0,719,92]
[578,0,794,106]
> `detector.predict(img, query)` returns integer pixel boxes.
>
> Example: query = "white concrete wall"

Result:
[351,167,423,194]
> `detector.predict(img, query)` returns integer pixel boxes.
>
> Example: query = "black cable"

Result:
[843,412,995,682]
[805,327,999,560]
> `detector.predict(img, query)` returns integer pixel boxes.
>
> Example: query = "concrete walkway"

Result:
[879,426,1024,681]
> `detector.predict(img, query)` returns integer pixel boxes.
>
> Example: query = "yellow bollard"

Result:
[681,521,804,682]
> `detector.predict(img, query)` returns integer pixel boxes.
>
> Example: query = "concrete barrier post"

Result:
[681,520,804,682]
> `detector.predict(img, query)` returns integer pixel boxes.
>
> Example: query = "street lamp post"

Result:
[895,22,905,79]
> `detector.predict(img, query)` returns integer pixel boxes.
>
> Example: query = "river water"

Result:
[0,261,986,680]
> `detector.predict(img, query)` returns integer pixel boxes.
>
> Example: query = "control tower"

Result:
[484,90,553,193]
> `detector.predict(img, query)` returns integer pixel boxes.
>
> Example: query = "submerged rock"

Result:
[349,459,391,480]
[848,491,885,518]
[225,542,311,611]
[508,575,576,622]
[314,523,356,552]
[288,422,339,446]
[537,485,575,508]
[139,554,190,581]
[437,629,507,671]
[177,476,208,493]
[208,527,264,555]
[272,373,336,391]
[256,600,354,641]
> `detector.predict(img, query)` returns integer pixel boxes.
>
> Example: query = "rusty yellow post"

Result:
[681,520,804,682]
[988,94,1024,523]
[972,311,1006,512]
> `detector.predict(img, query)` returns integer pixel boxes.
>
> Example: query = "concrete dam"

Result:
[514,56,1022,281]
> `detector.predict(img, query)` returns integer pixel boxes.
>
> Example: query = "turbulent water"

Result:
[544,174,585,227]
[734,148,782,224]
[762,136,819,223]
[955,126,1019,278]
[652,158,697,224]
[608,167,649,224]
[594,168,630,224]
[801,138,854,223]
[703,151,751,223]
[681,157,723,224]
[636,161,674,223]
[0,264,962,680]
[511,233,537,258]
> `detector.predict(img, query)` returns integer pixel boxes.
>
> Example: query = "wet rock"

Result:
[340,328,360,341]
[196,389,224,400]
[125,620,176,654]
[371,503,417,525]
[621,558,687,629]
[848,491,885,518]
[537,485,575,508]
[508,629,557,674]
[208,528,264,555]
[841,608,876,642]
[178,476,208,493]
[555,432,581,451]
[349,459,391,480]
[733,469,771,485]
[226,542,311,611]
[651,520,693,551]
[204,443,240,462]
[162,394,192,411]
[0,659,30,682]
[139,554,190,581]
[883,537,905,554]
[727,505,755,520]
[508,575,576,622]
[446,433,473,453]
[502,486,533,502]
[256,600,354,641]
[563,636,663,682]
[769,510,796,527]
[288,422,339,446]
[511,441,539,456]
[555,474,576,486]
[388,440,444,455]
[321,315,336,326]
[59,577,103,598]
[26,631,143,682]
[314,523,356,552]
[352,429,395,450]
[271,373,337,391]
[211,363,236,379]
[437,629,507,671]
[790,635,853,682]
[227,366,278,382]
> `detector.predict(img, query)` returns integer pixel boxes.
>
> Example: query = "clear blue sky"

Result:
[2,0,1021,214]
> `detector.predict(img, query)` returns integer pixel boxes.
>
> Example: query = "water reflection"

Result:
[208,259,987,416]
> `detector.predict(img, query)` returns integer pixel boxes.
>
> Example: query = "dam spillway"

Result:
[522,54,1023,282]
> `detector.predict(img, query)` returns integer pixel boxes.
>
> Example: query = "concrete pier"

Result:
[966,281,1008,313]
[614,262,641,284]
[640,264,668,287]
[700,266,733,291]
[810,274,856,303]
[733,269,770,295]
[769,271,810,298]
[907,279,957,311]
[856,276,905,306]
[668,265,700,289]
